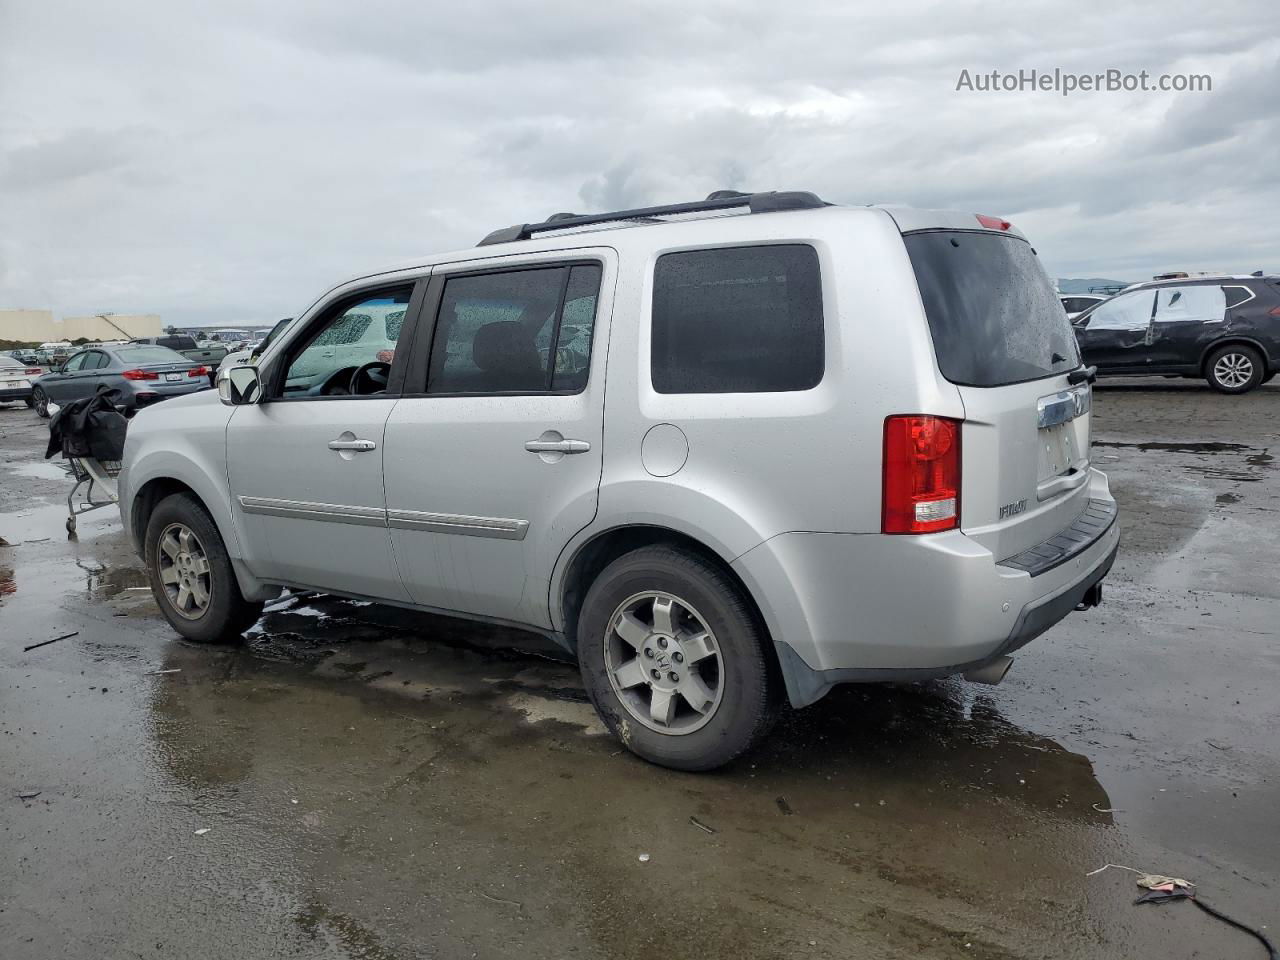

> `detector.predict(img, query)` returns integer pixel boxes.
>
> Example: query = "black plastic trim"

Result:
[477,191,828,246]
[998,499,1118,577]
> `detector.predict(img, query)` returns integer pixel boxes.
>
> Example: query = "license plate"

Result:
[165,372,182,382]
[1038,423,1076,481]
[4,380,20,388]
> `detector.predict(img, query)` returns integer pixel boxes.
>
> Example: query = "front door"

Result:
[383,256,611,626]
[42,350,94,402]
[226,283,419,601]
[1074,289,1156,371]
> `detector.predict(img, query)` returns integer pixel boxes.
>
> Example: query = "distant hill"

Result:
[1057,277,1132,295]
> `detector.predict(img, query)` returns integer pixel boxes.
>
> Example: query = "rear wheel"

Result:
[32,386,49,418]
[24,395,34,408]
[577,545,780,771]
[144,492,263,643]
[1205,344,1263,394]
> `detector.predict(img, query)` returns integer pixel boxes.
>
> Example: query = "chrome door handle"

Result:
[328,438,377,452]
[524,438,591,454]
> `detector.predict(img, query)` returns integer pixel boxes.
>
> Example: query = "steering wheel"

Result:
[349,361,391,396]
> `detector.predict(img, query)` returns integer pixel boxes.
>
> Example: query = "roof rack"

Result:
[477,190,829,247]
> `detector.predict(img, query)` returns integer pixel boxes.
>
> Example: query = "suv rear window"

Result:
[651,244,823,394]
[905,231,1078,387]
[159,336,196,350]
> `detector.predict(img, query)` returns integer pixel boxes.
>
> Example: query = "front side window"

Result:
[427,264,602,394]
[283,287,412,393]
[1154,285,1225,324]
[63,352,89,372]
[651,244,823,394]
[1083,290,1155,331]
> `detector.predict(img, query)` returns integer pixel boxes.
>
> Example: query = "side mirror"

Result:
[218,365,263,405]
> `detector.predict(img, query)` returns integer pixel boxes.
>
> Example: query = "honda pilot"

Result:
[119,190,1119,771]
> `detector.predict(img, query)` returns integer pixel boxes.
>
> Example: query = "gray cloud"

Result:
[0,0,1275,325]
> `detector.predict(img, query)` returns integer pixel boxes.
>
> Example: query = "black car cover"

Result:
[45,385,129,462]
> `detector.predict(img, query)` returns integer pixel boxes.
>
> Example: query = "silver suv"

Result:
[119,190,1119,771]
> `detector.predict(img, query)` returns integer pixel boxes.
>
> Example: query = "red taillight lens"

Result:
[976,213,1012,231]
[882,415,961,534]
[25,368,41,375]
[188,366,209,378]
[1269,306,1280,316]
[121,368,159,381]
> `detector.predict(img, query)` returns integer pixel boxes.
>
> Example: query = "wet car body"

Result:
[32,344,213,416]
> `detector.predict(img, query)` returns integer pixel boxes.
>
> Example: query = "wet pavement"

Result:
[1,380,1277,959]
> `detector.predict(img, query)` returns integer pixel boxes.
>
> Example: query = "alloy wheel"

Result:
[156,522,213,620]
[604,591,724,735]
[34,388,48,417]
[1213,352,1253,389]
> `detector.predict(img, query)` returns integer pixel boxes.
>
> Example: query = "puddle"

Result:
[1094,440,1249,453]
[11,460,75,482]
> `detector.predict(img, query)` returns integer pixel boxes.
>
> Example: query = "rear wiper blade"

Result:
[1068,365,1097,385]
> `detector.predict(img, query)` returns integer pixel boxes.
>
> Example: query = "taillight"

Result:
[25,368,41,375]
[188,366,209,378]
[882,415,961,534]
[121,369,159,381]
[976,213,1012,231]
[1269,306,1280,316]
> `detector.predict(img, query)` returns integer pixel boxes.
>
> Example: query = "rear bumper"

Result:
[0,386,32,400]
[733,468,1120,707]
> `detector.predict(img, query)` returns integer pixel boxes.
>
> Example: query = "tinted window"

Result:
[1223,286,1255,310]
[159,336,196,350]
[115,346,188,364]
[83,351,109,370]
[651,245,823,394]
[906,232,1078,386]
[284,289,411,391]
[427,264,601,394]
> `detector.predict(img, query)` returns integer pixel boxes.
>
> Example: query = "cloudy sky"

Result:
[1,0,1275,326]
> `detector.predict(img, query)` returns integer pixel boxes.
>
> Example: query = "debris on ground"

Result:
[147,668,181,675]
[17,790,41,800]
[194,828,211,836]
[775,796,794,816]
[23,630,78,652]
[637,853,650,862]
[689,816,716,834]
[1089,862,1277,958]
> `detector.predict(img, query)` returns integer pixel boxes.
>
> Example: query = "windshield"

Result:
[905,230,1079,387]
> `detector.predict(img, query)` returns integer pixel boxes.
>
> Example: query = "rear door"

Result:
[905,228,1094,561]
[382,253,612,626]
[1147,284,1227,368]
[1073,289,1156,370]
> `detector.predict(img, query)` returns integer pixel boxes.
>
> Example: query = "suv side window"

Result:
[1083,290,1154,330]
[281,286,413,394]
[651,244,823,394]
[427,264,601,394]
[1223,285,1256,310]
[1154,285,1225,324]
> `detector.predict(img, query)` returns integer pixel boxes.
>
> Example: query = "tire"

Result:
[143,492,263,643]
[577,545,781,771]
[32,386,49,418]
[1262,371,1277,385]
[1205,344,1264,394]
[24,395,34,408]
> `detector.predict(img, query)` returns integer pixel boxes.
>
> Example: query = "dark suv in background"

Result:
[1072,275,1280,393]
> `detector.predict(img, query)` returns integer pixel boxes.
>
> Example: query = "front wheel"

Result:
[144,492,263,643]
[577,545,781,771]
[1205,344,1264,394]
[32,386,49,418]
[24,395,34,408]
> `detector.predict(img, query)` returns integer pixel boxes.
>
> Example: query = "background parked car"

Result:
[216,317,295,375]
[1059,293,1107,321]
[1072,274,1280,393]
[0,354,41,407]
[32,344,213,417]
[131,335,228,379]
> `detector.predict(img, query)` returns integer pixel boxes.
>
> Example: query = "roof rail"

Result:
[477,190,829,246]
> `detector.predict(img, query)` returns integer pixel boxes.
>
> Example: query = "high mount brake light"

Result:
[976,214,1012,231]
[882,415,961,534]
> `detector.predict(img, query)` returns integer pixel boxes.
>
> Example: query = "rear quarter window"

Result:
[905,231,1079,387]
[651,244,823,394]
